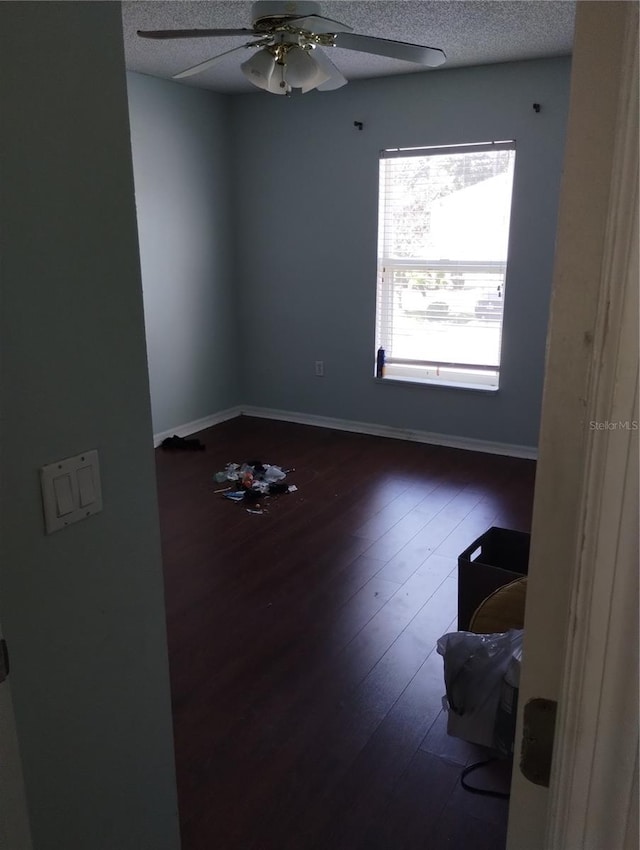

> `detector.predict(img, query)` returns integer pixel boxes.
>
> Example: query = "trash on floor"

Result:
[161,435,205,451]
[437,628,523,752]
[223,491,246,502]
[214,461,297,510]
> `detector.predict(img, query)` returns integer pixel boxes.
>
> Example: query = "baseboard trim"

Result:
[154,405,537,458]
[241,406,538,459]
[153,407,242,447]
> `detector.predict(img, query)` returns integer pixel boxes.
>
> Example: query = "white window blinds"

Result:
[375,141,516,389]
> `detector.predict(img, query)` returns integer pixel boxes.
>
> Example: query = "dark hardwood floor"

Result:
[155,416,535,850]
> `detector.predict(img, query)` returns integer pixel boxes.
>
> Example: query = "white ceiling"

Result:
[122,1,576,94]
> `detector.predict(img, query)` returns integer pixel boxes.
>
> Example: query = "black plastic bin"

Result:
[458,527,531,631]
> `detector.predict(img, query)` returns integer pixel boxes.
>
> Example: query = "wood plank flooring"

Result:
[155,416,535,850]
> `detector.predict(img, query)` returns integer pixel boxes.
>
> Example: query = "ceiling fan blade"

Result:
[173,42,263,80]
[138,28,257,40]
[286,14,352,35]
[311,47,348,91]
[334,32,446,67]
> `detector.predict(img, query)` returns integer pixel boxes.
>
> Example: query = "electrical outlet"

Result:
[314,360,324,377]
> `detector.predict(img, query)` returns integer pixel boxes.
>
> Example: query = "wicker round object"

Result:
[469,577,528,634]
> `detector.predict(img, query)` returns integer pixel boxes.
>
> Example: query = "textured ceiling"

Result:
[122,1,575,94]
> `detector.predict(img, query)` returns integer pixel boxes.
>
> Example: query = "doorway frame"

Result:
[507,3,639,848]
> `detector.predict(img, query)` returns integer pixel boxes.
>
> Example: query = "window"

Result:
[375,141,516,390]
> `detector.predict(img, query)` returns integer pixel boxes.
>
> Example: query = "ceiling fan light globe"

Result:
[283,46,311,86]
[284,46,328,90]
[240,49,276,90]
[299,64,331,93]
[265,62,291,95]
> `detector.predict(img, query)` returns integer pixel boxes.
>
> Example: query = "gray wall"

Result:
[230,58,571,449]
[0,4,180,849]
[127,72,239,435]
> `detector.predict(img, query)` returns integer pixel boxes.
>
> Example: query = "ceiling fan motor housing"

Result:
[252,1,321,28]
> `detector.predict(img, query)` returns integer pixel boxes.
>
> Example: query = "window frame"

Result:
[375,140,517,391]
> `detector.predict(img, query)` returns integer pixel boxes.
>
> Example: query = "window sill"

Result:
[373,376,499,393]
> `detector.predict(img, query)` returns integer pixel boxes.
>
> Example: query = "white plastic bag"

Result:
[263,464,286,483]
[436,629,523,750]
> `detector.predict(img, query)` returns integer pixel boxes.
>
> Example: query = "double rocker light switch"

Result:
[41,450,103,534]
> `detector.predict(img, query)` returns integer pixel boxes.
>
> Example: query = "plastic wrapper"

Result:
[437,628,523,751]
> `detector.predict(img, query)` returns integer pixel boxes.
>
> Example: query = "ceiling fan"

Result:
[137,0,446,96]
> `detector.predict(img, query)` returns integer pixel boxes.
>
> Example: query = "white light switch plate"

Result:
[41,450,102,534]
